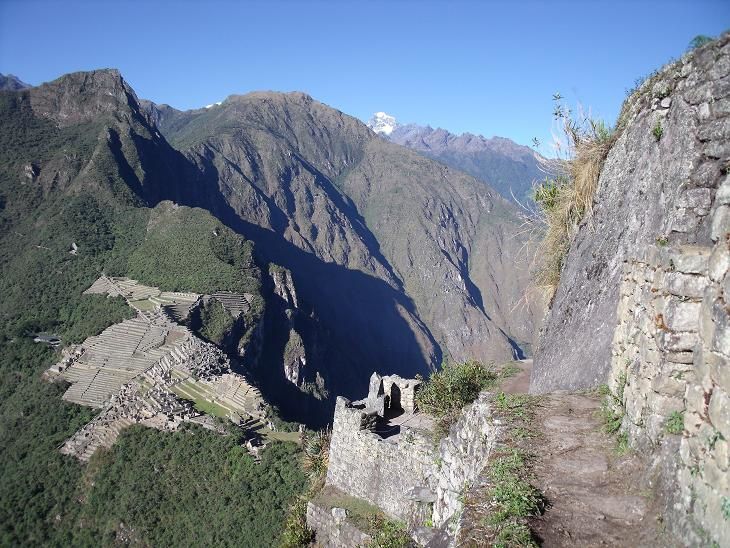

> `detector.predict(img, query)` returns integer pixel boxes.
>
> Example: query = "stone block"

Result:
[716,174,730,206]
[651,373,686,397]
[670,207,700,233]
[664,272,710,298]
[664,299,701,331]
[712,438,729,473]
[711,300,730,357]
[651,393,685,418]
[708,241,730,282]
[677,188,712,209]
[707,350,730,392]
[666,351,695,364]
[660,330,698,352]
[684,382,708,417]
[711,205,730,242]
[708,388,730,440]
[665,245,711,274]
[699,290,719,343]
[640,342,662,365]
[644,413,667,444]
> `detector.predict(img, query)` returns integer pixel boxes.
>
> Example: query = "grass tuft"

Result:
[532,98,617,299]
[652,120,663,142]
[483,449,543,547]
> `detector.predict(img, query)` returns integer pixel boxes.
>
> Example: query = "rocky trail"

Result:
[500,362,668,547]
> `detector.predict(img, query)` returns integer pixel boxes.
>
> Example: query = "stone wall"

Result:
[433,393,504,528]
[531,34,730,393]
[608,178,729,545]
[324,397,437,527]
[319,389,502,544]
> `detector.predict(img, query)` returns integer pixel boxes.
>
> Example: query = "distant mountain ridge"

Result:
[367,112,545,203]
[0,73,30,91]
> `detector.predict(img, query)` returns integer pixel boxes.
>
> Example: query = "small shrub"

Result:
[655,235,669,246]
[415,360,497,419]
[688,35,714,51]
[599,399,623,434]
[532,96,616,298]
[652,120,663,142]
[721,496,730,521]
[302,429,330,485]
[665,411,684,435]
[280,497,315,548]
[366,515,412,548]
[615,432,630,456]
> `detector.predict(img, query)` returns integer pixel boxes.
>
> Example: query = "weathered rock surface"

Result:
[532,34,730,393]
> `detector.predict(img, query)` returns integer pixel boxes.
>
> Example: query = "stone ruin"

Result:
[307,372,504,547]
[47,276,266,462]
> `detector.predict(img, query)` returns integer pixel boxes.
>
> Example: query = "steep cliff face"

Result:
[529,34,729,547]
[532,35,730,393]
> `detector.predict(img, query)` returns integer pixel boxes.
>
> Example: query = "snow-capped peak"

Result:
[205,101,222,109]
[367,111,399,136]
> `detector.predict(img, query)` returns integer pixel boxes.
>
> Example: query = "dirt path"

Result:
[497,361,667,546]
[528,393,668,547]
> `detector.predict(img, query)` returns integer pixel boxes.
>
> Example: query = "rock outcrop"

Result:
[530,34,730,546]
[532,34,730,393]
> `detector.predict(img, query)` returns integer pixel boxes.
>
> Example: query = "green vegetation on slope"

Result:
[127,202,262,296]
[0,93,297,545]
[197,298,235,345]
[78,428,307,547]
[415,360,498,434]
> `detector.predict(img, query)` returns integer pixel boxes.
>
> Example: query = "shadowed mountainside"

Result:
[149,92,541,381]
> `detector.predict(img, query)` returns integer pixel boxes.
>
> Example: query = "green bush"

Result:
[652,120,663,142]
[302,429,330,484]
[415,360,497,419]
[665,411,684,435]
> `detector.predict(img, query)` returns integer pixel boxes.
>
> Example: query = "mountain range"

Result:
[367,111,545,204]
[0,70,540,418]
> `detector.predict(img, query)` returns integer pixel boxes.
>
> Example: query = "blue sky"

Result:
[1,0,728,149]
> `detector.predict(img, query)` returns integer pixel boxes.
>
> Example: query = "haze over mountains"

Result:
[1,70,540,415]
[367,111,545,204]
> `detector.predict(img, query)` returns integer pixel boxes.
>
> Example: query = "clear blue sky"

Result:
[1,0,728,149]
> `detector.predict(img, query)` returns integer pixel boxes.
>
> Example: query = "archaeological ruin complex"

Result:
[46,276,265,461]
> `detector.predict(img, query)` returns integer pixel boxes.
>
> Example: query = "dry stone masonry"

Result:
[308,373,504,546]
[608,187,729,542]
[532,34,730,394]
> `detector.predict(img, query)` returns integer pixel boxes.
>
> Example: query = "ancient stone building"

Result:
[307,372,503,547]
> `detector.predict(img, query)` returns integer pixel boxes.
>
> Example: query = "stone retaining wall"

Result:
[608,175,729,544]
